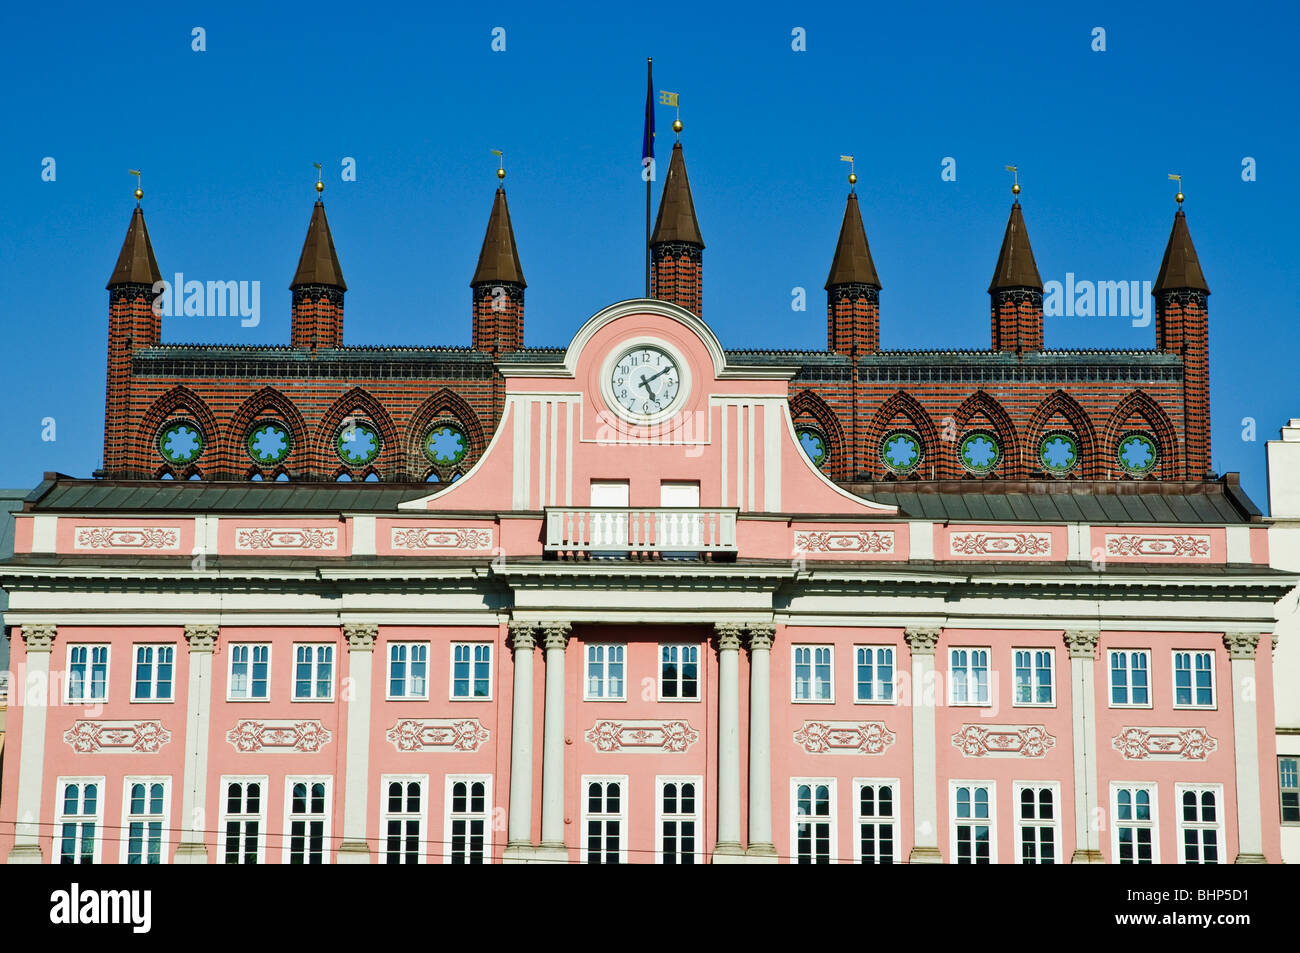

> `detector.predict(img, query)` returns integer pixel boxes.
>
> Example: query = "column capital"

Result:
[20,624,57,652]
[541,621,571,651]
[508,621,538,651]
[343,623,379,651]
[1063,629,1101,659]
[1223,633,1260,661]
[746,623,776,652]
[903,627,940,655]
[183,624,219,653]
[714,623,744,652]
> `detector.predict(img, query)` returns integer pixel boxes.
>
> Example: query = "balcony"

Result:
[544,507,738,558]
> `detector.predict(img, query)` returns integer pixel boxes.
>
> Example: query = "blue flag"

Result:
[642,59,655,163]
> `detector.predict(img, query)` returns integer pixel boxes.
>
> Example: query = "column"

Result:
[504,621,538,858]
[1225,633,1266,863]
[6,625,55,864]
[904,627,941,863]
[337,623,377,863]
[746,623,777,860]
[1063,630,1104,863]
[538,621,571,856]
[174,624,218,863]
[713,623,745,860]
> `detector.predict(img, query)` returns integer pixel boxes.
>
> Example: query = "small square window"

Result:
[388,643,429,700]
[229,644,271,700]
[66,644,110,703]
[292,644,334,701]
[659,644,699,701]
[1109,650,1152,708]
[793,646,833,702]
[1012,648,1054,707]
[132,644,175,702]
[1280,758,1300,825]
[451,643,492,699]
[1172,650,1215,708]
[949,648,990,706]
[585,644,626,700]
[854,646,895,703]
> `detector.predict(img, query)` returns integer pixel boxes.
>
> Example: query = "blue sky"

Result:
[0,1,1295,509]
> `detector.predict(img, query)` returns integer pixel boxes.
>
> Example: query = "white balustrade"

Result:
[544,507,737,555]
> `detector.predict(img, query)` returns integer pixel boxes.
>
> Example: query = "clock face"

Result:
[609,345,682,418]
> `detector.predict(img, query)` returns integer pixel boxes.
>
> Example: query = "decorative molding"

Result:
[184,624,218,653]
[390,527,493,551]
[794,530,894,554]
[508,621,537,651]
[903,627,940,656]
[541,622,572,652]
[585,719,699,753]
[226,719,332,753]
[385,718,490,752]
[235,527,338,551]
[1105,533,1211,559]
[746,623,776,652]
[1111,726,1218,761]
[951,724,1056,758]
[714,623,744,652]
[793,720,897,755]
[1063,629,1100,659]
[64,720,172,754]
[343,623,378,651]
[950,531,1052,557]
[74,526,180,551]
[1223,633,1260,661]
[21,624,57,652]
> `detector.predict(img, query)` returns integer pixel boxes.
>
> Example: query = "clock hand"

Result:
[638,366,673,400]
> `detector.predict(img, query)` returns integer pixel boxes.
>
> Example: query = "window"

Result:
[854,780,898,864]
[121,778,170,864]
[793,646,833,702]
[387,643,428,700]
[1013,648,1054,706]
[1015,783,1059,864]
[229,644,270,700]
[66,644,109,702]
[583,777,627,864]
[1282,758,1300,824]
[949,648,990,706]
[659,644,699,700]
[656,777,702,864]
[1112,784,1158,863]
[383,776,427,865]
[55,778,103,864]
[451,643,492,699]
[792,779,836,863]
[293,644,334,701]
[1176,785,1221,864]
[1109,650,1151,707]
[445,776,491,864]
[220,777,267,864]
[951,782,995,864]
[284,778,331,864]
[855,646,895,703]
[585,644,626,700]
[132,645,174,701]
[1173,650,1215,708]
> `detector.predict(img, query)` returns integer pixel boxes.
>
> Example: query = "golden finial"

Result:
[1005,165,1020,197]
[840,155,856,190]
[313,162,324,195]
[1168,173,1184,206]
[492,149,505,181]
[128,169,143,203]
[660,90,681,139]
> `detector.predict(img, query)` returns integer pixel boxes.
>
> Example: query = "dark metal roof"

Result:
[106,206,162,288]
[1154,209,1209,293]
[825,192,880,289]
[650,143,704,247]
[470,187,526,287]
[988,201,1042,292]
[290,200,346,290]
[26,476,432,513]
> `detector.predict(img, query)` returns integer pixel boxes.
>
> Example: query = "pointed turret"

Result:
[650,142,704,315]
[290,197,347,349]
[1153,209,1209,294]
[988,201,1044,353]
[471,185,526,358]
[826,191,882,357]
[106,206,162,289]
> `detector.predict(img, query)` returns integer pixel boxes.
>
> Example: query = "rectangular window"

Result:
[445,776,491,864]
[219,777,267,865]
[659,644,699,700]
[228,644,270,700]
[792,779,836,863]
[949,649,990,706]
[284,778,331,864]
[66,644,109,702]
[855,646,895,703]
[1112,784,1159,863]
[451,643,492,699]
[1282,757,1300,824]
[1013,648,1054,706]
[387,643,428,700]
[55,778,104,864]
[583,777,627,864]
[793,646,833,702]
[132,645,174,701]
[585,644,626,700]
[1173,650,1215,708]
[1015,783,1058,864]
[1109,650,1151,707]
[1176,784,1222,864]
[383,776,427,865]
[293,644,334,701]
[854,780,898,864]
[121,778,170,864]
[656,777,702,864]
[951,782,995,864]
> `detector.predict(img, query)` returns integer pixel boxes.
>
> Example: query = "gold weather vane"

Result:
[660,90,682,137]
[313,162,323,195]
[841,155,856,190]
[128,169,143,203]
[1168,173,1184,206]
[492,149,505,181]
[1005,165,1020,196]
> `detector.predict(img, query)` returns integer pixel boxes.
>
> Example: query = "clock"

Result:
[605,343,686,422]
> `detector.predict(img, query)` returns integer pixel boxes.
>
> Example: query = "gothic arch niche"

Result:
[1102,390,1181,480]
[951,391,1019,479]
[1026,390,1099,479]
[789,390,847,480]
[866,391,939,480]
[138,386,220,477]
[406,389,486,484]
[314,387,399,481]
[228,387,309,480]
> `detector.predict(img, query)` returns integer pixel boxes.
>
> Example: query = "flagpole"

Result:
[645,56,653,298]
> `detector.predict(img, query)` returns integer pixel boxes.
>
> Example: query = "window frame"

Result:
[53,776,106,865]
[130,643,176,703]
[1012,781,1061,864]
[852,777,901,864]
[584,642,628,702]
[443,774,493,864]
[1175,782,1223,864]
[1110,781,1160,864]
[791,777,838,864]
[582,774,629,864]
[291,643,335,702]
[853,645,897,705]
[1011,647,1056,708]
[382,774,429,865]
[1281,756,1300,826]
[792,644,835,704]
[1108,649,1153,709]
[654,775,704,865]
[449,642,494,701]
[218,775,268,865]
[386,642,430,701]
[949,779,997,864]
[948,647,992,707]
[657,642,701,702]
[227,642,272,702]
[119,776,172,865]
[282,775,333,865]
[64,643,110,704]
[1171,649,1216,710]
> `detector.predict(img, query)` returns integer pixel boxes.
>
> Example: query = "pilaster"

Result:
[337,623,378,863]
[1063,630,1104,863]
[904,627,941,863]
